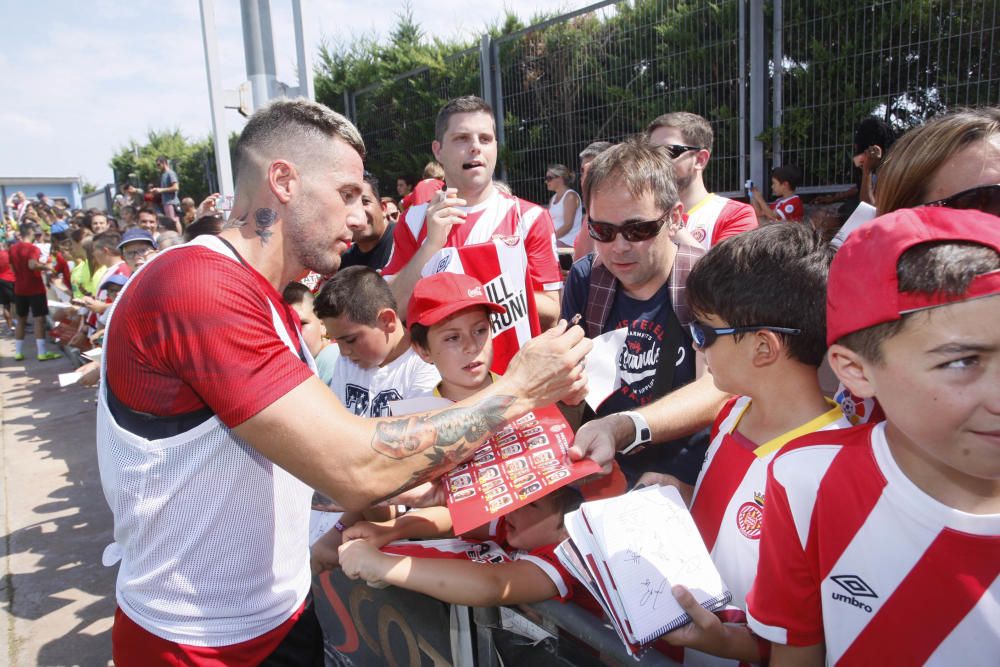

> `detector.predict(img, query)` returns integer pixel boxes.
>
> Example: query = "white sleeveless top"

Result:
[549,188,583,245]
[96,235,316,646]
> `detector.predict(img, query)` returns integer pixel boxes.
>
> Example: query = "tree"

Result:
[315,0,998,200]
[109,129,218,207]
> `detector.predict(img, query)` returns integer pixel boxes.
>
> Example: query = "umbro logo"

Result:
[830,574,877,613]
[831,574,878,598]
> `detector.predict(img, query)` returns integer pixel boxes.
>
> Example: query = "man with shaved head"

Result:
[98,98,591,664]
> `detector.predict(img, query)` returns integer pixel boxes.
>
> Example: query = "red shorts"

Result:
[112,600,310,666]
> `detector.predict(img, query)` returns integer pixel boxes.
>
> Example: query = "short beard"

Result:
[287,210,342,276]
[675,172,695,193]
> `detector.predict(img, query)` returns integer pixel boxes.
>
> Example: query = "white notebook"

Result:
[558,485,731,653]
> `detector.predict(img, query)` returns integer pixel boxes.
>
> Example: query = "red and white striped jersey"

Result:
[691,397,850,610]
[684,194,758,250]
[747,422,1000,665]
[417,236,541,374]
[382,189,562,293]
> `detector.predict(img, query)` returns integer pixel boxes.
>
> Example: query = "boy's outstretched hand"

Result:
[339,538,393,586]
[341,521,398,550]
[662,585,729,651]
[662,585,763,663]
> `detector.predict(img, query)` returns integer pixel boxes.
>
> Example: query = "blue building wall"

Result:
[0,180,82,211]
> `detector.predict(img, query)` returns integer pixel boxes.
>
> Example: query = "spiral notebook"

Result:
[557,485,732,655]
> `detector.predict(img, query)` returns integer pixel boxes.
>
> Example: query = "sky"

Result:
[0,0,591,187]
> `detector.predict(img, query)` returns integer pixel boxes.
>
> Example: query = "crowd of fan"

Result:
[10,95,999,667]
[0,181,226,372]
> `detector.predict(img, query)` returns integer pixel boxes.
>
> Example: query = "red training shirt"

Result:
[106,245,314,427]
[9,242,46,296]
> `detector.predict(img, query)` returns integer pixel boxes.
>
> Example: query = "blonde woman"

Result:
[545,164,583,246]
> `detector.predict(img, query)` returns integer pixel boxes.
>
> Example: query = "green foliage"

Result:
[311,0,998,198]
[109,129,220,206]
[314,5,488,194]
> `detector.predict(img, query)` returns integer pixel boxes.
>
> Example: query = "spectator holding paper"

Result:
[636,223,851,665]
[561,137,727,486]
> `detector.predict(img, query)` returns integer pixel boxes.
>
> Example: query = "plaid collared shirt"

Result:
[584,241,705,338]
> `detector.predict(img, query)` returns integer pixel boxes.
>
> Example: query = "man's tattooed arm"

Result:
[371,395,514,460]
[368,395,516,503]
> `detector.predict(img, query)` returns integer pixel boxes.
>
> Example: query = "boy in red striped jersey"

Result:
[747,206,1000,666]
[637,223,849,666]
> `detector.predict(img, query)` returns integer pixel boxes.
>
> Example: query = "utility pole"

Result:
[198,0,235,200]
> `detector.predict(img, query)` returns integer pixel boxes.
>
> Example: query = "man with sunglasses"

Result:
[562,138,729,486]
[646,112,757,250]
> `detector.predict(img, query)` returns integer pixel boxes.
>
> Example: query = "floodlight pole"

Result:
[199,0,235,200]
[241,0,280,110]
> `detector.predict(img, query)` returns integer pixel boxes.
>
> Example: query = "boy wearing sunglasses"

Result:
[646,111,757,250]
[562,137,728,487]
[634,223,851,665]
[747,207,1000,666]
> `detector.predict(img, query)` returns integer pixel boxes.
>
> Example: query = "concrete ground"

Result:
[1,337,115,667]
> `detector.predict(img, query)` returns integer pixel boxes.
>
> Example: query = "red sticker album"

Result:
[445,405,601,535]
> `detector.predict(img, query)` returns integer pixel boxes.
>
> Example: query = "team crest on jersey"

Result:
[736,492,765,539]
[691,227,707,243]
[492,234,522,247]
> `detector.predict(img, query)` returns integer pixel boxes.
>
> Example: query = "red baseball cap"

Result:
[827,206,1000,345]
[407,273,506,328]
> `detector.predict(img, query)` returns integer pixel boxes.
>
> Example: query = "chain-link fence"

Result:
[775,0,1000,190]
[494,1,746,204]
[345,46,482,187]
[335,0,999,204]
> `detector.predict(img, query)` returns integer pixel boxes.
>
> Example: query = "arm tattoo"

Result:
[255,207,277,244]
[369,395,516,503]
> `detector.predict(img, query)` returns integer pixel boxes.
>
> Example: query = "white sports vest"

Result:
[96,235,315,646]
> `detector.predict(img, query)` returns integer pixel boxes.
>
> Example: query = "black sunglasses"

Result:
[922,183,1000,216]
[688,322,802,349]
[587,211,670,243]
[662,144,704,160]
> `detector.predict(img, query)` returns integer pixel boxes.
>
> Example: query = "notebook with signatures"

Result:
[556,485,732,655]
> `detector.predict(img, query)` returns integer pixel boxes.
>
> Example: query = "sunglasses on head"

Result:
[587,211,670,243]
[662,144,703,160]
[922,183,1000,216]
[688,321,802,349]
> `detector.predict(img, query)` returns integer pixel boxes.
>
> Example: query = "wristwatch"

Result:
[618,411,651,455]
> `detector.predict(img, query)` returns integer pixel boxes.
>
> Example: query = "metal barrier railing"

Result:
[314,568,681,666]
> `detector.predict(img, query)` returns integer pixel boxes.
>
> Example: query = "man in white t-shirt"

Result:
[382,96,563,329]
[646,112,757,250]
[314,265,439,417]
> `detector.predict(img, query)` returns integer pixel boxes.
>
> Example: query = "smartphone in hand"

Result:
[744,179,754,199]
